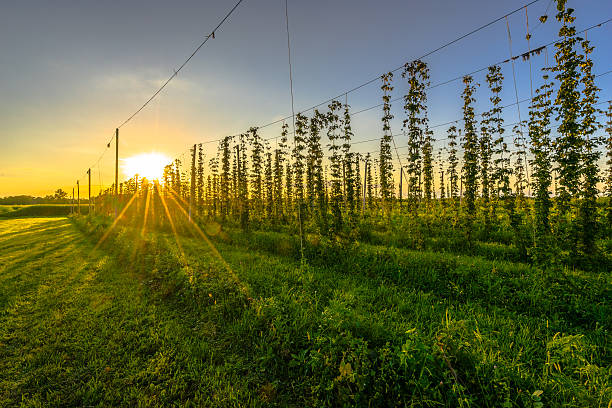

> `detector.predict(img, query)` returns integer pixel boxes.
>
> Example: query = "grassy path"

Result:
[0,218,255,407]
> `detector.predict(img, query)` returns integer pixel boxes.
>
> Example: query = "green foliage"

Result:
[605,103,612,226]
[577,36,602,256]
[327,100,344,235]
[249,127,264,218]
[461,75,479,239]
[273,123,288,220]
[197,143,205,216]
[379,72,395,214]
[342,103,357,223]
[551,1,584,216]
[402,60,430,210]
[447,126,460,211]
[482,66,505,235]
[528,73,555,263]
[292,113,308,206]
[219,137,231,218]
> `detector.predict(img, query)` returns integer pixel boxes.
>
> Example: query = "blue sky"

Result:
[0,0,611,196]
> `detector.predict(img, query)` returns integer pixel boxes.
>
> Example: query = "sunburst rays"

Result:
[91,183,247,297]
[166,188,248,296]
[159,190,187,263]
[94,192,138,250]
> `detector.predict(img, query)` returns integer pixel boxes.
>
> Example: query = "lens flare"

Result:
[122,152,171,181]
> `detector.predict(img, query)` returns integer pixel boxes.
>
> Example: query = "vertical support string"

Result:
[284,0,304,263]
[506,17,531,196]
[525,7,534,99]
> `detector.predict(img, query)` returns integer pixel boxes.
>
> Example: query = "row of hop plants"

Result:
[94,0,612,269]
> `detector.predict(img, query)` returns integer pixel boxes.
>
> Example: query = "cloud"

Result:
[94,71,195,95]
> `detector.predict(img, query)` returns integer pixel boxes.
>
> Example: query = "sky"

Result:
[1,0,611,197]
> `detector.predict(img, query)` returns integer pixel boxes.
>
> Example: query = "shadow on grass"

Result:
[0,218,69,244]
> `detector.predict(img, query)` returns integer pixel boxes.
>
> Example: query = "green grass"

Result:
[0,218,255,406]
[0,216,610,406]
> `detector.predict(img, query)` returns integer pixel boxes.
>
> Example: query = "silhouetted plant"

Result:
[605,103,612,227]
[528,73,554,262]
[249,127,264,218]
[273,123,289,220]
[461,75,479,240]
[342,103,356,222]
[327,100,343,234]
[379,72,395,215]
[197,143,204,217]
[402,60,429,210]
[447,126,459,217]
[551,0,584,218]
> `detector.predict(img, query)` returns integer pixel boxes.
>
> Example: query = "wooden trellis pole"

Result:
[87,168,91,215]
[115,128,119,218]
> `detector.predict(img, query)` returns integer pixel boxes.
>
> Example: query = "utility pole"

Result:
[87,168,91,215]
[72,187,75,214]
[77,180,80,215]
[115,128,119,218]
[115,128,119,196]
[362,159,368,215]
[399,167,403,209]
[190,144,196,221]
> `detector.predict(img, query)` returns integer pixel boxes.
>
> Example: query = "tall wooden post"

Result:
[72,187,75,214]
[190,144,196,221]
[399,167,403,209]
[115,128,119,218]
[362,159,367,214]
[115,128,119,196]
[87,168,91,215]
[342,161,346,203]
[77,180,80,215]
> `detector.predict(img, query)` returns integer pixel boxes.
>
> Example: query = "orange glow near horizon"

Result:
[121,152,171,181]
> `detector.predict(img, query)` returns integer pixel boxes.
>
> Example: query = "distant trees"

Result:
[0,192,73,205]
[54,189,68,200]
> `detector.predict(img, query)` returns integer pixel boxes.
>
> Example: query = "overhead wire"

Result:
[116,0,245,130]
[246,0,548,132]
[73,0,247,188]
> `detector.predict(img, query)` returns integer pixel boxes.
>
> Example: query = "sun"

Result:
[121,152,171,181]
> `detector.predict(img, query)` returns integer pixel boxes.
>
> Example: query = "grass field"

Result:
[0,215,610,407]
